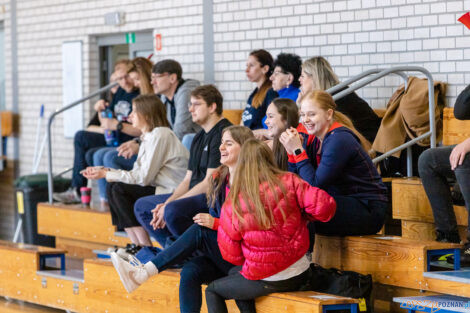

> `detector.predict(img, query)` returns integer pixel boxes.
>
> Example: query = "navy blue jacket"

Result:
[288,124,387,202]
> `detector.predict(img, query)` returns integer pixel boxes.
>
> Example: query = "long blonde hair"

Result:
[302,56,339,91]
[301,90,371,152]
[206,126,254,208]
[229,139,287,230]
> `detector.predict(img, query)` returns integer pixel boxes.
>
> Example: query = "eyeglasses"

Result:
[272,70,288,76]
[151,73,170,80]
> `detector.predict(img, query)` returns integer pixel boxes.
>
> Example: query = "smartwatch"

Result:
[116,121,123,131]
[294,148,303,156]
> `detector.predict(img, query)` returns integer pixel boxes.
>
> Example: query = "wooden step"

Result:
[37,203,162,258]
[392,178,468,241]
[0,241,359,313]
[312,234,462,295]
[372,283,440,313]
[401,220,467,242]
[0,297,65,313]
[83,259,358,313]
[443,107,470,146]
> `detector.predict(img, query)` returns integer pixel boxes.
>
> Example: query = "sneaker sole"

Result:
[110,253,138,293]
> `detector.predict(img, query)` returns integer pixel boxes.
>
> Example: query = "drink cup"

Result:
[80,187,92,207]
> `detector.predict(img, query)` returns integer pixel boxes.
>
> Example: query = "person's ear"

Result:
[327,108,334,121]
[209,102,217,114]
[262,65,270,75]
[286,73,294,87]
[169,73,178,84]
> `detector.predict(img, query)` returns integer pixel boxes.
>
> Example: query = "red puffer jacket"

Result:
[218,172,336,280]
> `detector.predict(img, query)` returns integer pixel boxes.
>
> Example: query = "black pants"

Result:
[107,182,155,229]
[205,266,311,313]
[314,196,388,236]
[418,145,470,241]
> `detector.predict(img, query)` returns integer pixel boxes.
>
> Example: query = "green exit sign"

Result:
[125,32,135,44]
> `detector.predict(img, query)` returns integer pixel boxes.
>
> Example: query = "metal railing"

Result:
[325,66,436,177]
[47,82,117,203]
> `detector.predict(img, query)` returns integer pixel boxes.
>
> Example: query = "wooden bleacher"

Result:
[3,107,470,312]
[0,240,359,313]
[37,203,137,259]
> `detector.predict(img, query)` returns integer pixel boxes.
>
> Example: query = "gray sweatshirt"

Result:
[160,79,202,140]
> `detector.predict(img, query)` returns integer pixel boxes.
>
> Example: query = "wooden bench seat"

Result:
[313,235,462,294]
[443,107,470,146]
[392,178,468,241]
[37,203,158,259]
[0,241,359,313]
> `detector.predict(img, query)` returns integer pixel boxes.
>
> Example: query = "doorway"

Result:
[97,31,153,87]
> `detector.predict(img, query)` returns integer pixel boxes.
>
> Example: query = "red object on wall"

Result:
[155,34,162,51]
[458,12,470,30]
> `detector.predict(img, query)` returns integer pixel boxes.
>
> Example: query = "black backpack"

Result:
[302,263,373,313]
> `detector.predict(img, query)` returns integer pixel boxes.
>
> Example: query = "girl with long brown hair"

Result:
[264,98,300,170]
[204,139,336,313]
[241,49,278,130]
[110,126,256,313]
[129,57,154,95]
[280,90,388,237]
[83,94,189,247]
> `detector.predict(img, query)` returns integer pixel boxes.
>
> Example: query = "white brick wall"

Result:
[3,0,204,176]
[0,0,468,178]
[213,0,470,111]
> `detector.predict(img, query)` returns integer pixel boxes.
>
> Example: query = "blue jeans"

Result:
[93,147,137,200]
[134,193,209,247]
[150,224,234,313]
[418,145,470,241]
[134,193,173,247]
[182,133,196,151]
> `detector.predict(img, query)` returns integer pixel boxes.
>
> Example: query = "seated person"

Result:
[92,57,154,211]
[82,94,188,247]
[280,90,388,237]
[133,85,232,248]
[418,84,470,265]
[110,139,336,313]
[151,59,201,148]
[241,49,278,130]
[299,56,381,143]
[111,126,254,313]
[270,53,302,101]
[254,53,302,140]
[264,98,301,169]
[53,59,140,203]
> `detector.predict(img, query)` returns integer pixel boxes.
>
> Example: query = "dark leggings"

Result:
[205,266,311,313]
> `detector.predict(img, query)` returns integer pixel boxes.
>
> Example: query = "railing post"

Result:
[47,82,118,204]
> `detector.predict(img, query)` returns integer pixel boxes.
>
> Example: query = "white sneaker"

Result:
[53,187,81,204]
[110,252,148,293]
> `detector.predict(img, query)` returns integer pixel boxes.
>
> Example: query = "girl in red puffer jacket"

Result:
[205,138,336,313]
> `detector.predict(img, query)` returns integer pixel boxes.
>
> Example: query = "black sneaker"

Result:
[435,230,460,244]
[447,245,470,267]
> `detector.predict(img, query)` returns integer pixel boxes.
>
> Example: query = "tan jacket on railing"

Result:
[372,76,447,157]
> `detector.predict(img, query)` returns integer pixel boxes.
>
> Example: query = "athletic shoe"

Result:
[110,252,149,293]
[53,187,80,204]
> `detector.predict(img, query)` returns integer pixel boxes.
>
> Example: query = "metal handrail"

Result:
[326,68,408,95]
[47,82,118,203]
[325,66,436,177]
